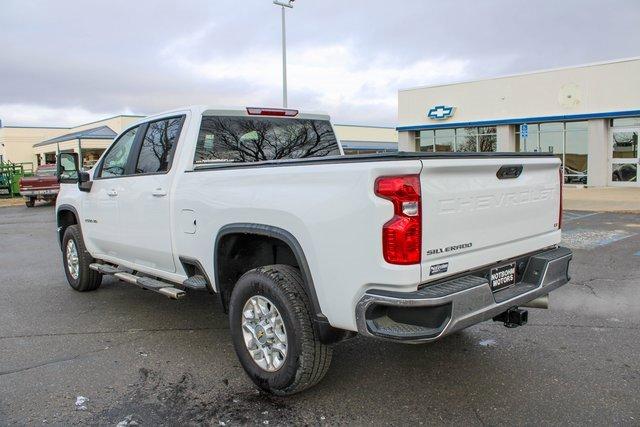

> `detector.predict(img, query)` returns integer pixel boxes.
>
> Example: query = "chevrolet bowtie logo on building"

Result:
[427,105,455,120]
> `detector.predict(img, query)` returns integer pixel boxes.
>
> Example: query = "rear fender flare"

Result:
[214,223,325,321]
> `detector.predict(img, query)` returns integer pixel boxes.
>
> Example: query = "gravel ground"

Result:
[0,205,639,425]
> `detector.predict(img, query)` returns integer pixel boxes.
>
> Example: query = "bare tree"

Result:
[137,118,181,172]
[196,117,340,163]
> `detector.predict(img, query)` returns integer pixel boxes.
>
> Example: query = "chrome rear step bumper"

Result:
[355,246,572,343]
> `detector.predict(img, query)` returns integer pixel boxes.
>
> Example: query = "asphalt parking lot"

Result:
[1,204,639,425]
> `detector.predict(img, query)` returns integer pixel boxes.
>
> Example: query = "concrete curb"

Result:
[0,199,26,208]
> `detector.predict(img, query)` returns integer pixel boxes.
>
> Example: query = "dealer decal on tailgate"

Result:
[429,262,449,276]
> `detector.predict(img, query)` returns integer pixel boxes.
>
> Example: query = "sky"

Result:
[1,0,639,127]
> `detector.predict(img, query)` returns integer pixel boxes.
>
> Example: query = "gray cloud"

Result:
[1,0,638,126]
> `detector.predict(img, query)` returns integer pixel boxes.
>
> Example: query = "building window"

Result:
[81,149,105,169]
[343,148,396,155]
[612,117,640,128]
[456,127,477,152]
[478,126,497,152]
[45,152,56,164]
[415,126,496,153]
[417,130,434,152]
[612,131,638,159]
[435,128,454,152]
[611,118,639,183]
[516,121,588,184]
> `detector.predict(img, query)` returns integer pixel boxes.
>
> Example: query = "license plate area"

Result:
[490,262,516,291]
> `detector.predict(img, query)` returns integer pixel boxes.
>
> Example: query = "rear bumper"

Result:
[21,189,58,196]
[355,246,572,343]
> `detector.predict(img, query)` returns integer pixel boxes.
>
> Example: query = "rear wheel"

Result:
[25,197,35,207]
[229,265,332,395]
[62,225,102,292]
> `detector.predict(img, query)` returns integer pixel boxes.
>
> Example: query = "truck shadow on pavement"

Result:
[88,278,534,426]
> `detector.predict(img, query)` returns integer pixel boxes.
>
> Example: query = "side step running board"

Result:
[89,263,123,275]
[182,274,208,291]
[89,263,186,300]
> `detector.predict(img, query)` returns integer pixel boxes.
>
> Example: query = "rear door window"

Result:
[134,117,184,174]
[194,116,340,164]
[99,126,139,178]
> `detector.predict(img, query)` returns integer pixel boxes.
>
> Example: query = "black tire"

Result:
[229,264,332,395]
[25,197,35,207]
[62,225,102,292]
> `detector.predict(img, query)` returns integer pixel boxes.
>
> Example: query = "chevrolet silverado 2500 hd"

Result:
[55,106,572,395]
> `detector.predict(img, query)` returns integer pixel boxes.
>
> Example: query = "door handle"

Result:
[152,188,167,197]
[107,189,118,197]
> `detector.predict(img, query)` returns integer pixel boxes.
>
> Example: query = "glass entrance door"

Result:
[610,128,639,186]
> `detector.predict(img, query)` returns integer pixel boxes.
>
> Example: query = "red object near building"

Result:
[19,164,59,207]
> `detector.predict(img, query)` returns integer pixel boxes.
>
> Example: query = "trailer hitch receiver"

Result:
[493,307,528,328]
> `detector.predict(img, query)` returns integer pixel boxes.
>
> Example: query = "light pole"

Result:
[273,0,294,108]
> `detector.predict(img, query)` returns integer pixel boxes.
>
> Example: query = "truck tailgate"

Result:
[420,156,562,283]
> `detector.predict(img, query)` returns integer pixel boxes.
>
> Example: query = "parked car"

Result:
[55,106,572,395]
[19,164,59,207]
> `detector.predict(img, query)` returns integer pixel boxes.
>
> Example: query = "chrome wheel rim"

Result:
[241,295,288,372]
[66,239,79,280]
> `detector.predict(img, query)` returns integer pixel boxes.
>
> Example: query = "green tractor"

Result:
[0,162,33,197]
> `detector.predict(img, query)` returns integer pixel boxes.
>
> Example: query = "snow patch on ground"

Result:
[75,396,88,411]
[561,228,635,250]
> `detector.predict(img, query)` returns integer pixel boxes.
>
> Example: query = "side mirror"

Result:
[57,152,79,183]
[57,152,92,192]
[78,171,92,192]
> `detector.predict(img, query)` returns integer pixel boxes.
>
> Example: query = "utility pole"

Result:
[273,0,294,108]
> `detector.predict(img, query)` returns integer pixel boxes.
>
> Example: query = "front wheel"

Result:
[62,225,102,292]
[25,197,35,207]
[229,265,332,395]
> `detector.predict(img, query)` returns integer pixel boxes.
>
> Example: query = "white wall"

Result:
[496,125,515,152]
[333,124,397,143]
[0,127,68,164]
[587,119,610,187]
[397,131,415,151]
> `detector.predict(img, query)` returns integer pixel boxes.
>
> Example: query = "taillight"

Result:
[374,175,422,265]
[558,167,563,229]
[246,107,299,117]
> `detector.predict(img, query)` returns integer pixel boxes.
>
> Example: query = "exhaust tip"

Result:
[522,294,549,309]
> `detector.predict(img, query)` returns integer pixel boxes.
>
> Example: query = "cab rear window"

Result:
[194,116,340,164]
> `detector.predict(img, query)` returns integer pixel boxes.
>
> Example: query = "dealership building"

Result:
[397,57,640,187]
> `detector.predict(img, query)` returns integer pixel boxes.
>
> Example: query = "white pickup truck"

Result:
[55,105,572,395]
